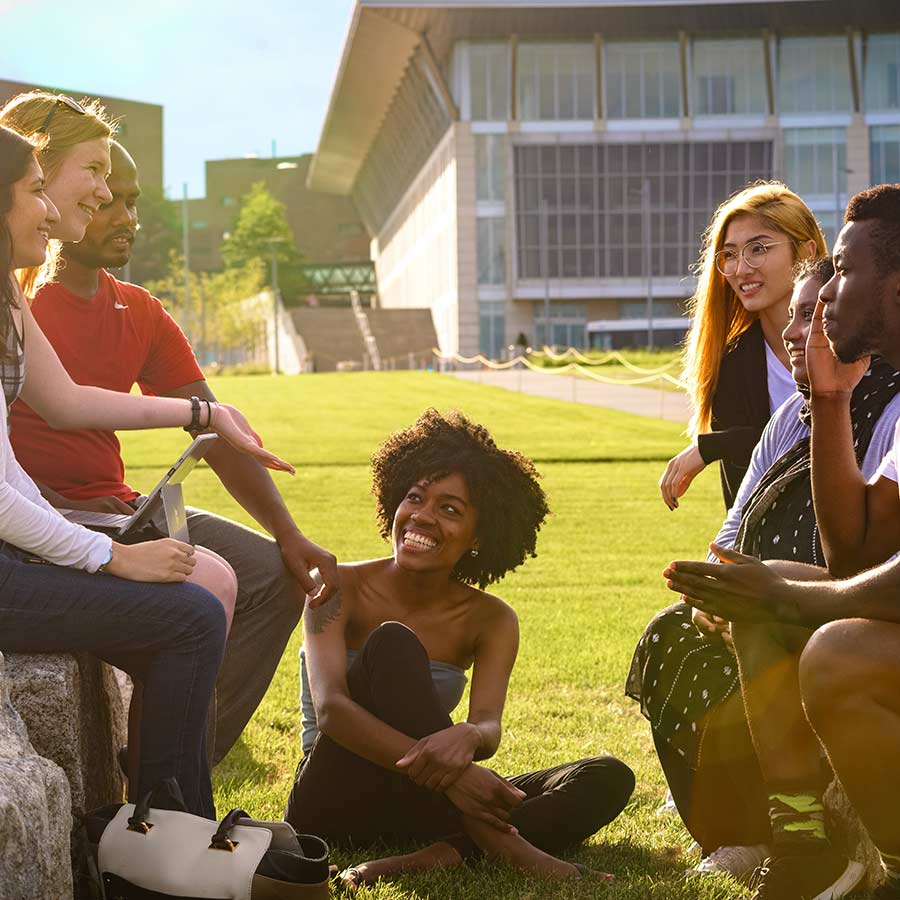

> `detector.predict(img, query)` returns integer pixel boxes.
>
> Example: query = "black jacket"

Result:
[696,320,771,509]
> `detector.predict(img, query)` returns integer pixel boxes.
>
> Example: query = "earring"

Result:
[470,548,479,557]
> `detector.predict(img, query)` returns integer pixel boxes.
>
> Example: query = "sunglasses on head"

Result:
[37,95,87,135]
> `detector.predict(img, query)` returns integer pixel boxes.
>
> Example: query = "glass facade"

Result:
[475,134,507,203]
[783,128,848,198]
[517,42,595,120]
[778,37,852,114]
[479,301,505,357]
[477,216,506,285]
[691,38,767,117]
[871,125,900,183]
[514,141,772,280]
[535,304,587,348]
[469,43,510,121]
[605,41,681,119]
[865,34,900,112]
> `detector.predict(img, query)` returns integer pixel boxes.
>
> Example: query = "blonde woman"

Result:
[659,182,827,510]
[0,91,115,298]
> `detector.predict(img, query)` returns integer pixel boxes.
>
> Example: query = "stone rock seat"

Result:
[0,650,127,900]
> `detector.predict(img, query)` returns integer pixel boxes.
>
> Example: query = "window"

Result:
[778,37,852,114]
[865,34,900,112]
[517,42,595,121]
[477,217,506,285]
[514,140,772,280]
[620,300,681,319]
[871,125,900,183]
[475,135,507,202]
[479,301,505,357]
[605,41,681,119]
[469,43,510,121]
[783,128,848,199]
[535,304,587,348]
[692,39,767,116]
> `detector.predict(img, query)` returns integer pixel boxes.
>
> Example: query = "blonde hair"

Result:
[684,181,827,437]
[0,92,115,298]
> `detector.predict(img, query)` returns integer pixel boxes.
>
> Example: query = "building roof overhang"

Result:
[309,0,895,196]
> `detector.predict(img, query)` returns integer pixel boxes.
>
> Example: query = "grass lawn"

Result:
[120,372,749,899]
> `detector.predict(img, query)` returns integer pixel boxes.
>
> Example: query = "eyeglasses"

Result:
[714,240,793,276]
[37,95,87,135]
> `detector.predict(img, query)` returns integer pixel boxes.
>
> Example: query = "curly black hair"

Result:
[371,409,549,589]
[844,184,900,276]
[793,255,835,284]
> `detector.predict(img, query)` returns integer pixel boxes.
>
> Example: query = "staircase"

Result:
[350,290,382,371]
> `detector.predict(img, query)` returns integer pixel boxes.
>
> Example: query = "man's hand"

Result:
[691,603,734,650]
[444,764,525,833]
[807,299,869,399]
[396,723,481,791]
[278,530,338,606]
[664,543,796,624]
[59,495,134,515]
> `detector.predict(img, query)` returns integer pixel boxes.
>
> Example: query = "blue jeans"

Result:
[0,546,226,818]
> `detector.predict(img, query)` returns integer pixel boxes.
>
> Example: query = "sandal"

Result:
[336,866,365,892]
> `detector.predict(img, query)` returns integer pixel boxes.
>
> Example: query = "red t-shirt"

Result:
[10,270,204,501]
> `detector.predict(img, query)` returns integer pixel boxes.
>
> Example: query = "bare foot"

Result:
[338,841,462,891]
[463,816,614,882]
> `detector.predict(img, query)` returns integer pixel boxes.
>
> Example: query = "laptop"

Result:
[58,434,218,543]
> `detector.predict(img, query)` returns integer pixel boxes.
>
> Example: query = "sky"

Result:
[1,0,355,197]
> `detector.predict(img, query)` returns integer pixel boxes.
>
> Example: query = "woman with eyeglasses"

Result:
[0,120,293,818]
[659,182,827,512]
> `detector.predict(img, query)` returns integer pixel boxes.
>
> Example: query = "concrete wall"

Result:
[371,127,461,354]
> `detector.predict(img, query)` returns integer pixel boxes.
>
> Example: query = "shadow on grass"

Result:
[325,836,706,900]
[214,732,280,785]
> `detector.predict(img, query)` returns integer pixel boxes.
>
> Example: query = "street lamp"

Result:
[266,236,287,374]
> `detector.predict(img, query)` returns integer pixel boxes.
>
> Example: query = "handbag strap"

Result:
[127,778,188,833]
[209,807,251,851]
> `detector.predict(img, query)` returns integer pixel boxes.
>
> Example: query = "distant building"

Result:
[0,79,163,192]
[187,154,373,299]
[309,0,900,354]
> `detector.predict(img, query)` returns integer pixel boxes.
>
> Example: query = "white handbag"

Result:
[85,780,330,900]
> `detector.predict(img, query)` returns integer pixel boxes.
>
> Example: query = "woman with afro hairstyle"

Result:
[285,409,634,888]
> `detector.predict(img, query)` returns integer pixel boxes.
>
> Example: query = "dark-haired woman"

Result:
[286,410,634,888]
[0,124,292,817]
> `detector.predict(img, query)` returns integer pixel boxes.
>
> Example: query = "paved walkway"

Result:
[448,367,690,423]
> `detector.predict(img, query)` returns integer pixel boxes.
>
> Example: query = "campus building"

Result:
[0,79,163,192]
[187,154,373,299]
[309,0,900,355]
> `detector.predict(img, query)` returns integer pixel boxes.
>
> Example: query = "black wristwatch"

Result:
[184,396,202,434]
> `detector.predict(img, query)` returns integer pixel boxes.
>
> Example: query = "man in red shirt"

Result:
[10,141,337,764]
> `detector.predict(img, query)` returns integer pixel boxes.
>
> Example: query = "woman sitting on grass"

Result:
[286,409,634,889]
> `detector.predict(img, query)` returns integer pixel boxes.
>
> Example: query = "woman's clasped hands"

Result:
[396,722,525,832]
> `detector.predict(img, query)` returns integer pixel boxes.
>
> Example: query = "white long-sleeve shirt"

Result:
[712,389,900,558]
[0,397,111,571]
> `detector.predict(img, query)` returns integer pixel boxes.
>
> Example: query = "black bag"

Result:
[82,779,330,900]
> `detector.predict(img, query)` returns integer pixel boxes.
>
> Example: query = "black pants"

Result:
[654,689,771,853]
[286,622,635,852]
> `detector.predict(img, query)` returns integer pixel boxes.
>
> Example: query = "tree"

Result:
[220,182,305,300]
[145,251,267,364]
[129,187,181,286]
